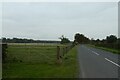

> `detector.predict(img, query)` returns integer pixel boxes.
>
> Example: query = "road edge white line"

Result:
[105,58,120,67]
[92,51,99,55]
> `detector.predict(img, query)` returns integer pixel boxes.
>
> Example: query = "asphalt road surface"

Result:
[77,44,120,78]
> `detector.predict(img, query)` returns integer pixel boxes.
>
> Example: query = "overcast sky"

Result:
[2,2,118,41]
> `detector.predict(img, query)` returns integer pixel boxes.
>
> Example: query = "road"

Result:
[77,44,120,78]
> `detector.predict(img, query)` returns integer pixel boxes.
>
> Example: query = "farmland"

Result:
[2,43,78,78]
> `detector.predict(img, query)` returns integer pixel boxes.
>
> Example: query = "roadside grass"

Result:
[88,44,120,54]
[3,44,78,78]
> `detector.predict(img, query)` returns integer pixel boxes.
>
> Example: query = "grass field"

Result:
[3,44,78,78]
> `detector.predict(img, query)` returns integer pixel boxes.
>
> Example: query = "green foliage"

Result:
[74,33,90,44]
[59,35,70,44]
[90,35,120,50]
[89,44,120,54]
[106,35,117,43]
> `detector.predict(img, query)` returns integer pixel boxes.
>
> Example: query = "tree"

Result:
[74,33,81,43]
[59,35,70,44]
[90,38,95,44]
[74,33,90,44]
[117,38,120,49]
[2,37,7,43]
[106,35,117,43]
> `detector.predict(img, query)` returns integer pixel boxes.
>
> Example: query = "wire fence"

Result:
[2,43,75,64]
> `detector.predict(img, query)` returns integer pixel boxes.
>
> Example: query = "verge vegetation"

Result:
[88,44,120,54]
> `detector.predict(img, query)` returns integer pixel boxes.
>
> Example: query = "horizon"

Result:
[1,33,119,41]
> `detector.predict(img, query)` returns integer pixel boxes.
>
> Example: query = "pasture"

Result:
[2,43,78,78]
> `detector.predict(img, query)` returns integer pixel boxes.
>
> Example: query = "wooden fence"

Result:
[56,44,75,64]
[2,43,75,64]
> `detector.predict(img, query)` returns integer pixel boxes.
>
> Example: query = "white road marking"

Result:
[105,58,120,67]
[92,51,99,55]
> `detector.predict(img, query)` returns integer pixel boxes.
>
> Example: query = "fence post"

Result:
[57,46,62,64]
[63,47,65,56]
[57,46,60,60]
[66,46,68,53]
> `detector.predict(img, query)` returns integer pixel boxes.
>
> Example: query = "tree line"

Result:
[1,37,60,43]
[73,33,120,50]
[1,33,120,50]
[90,35,120,50]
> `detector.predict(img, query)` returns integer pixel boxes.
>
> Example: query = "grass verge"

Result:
[88,44,120,54]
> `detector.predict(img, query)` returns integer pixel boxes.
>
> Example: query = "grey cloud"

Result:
[2,2,118,40]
